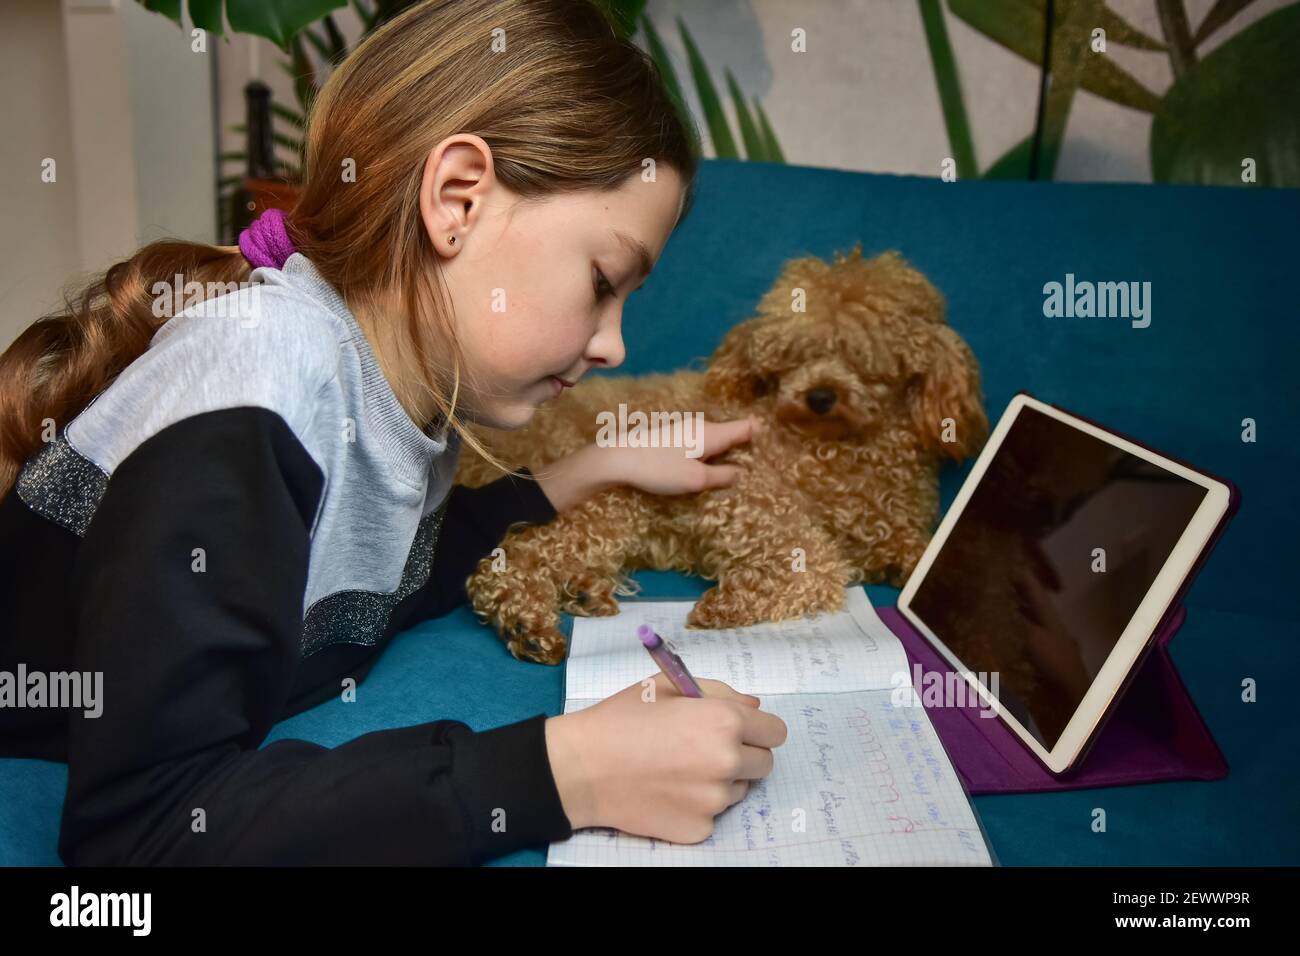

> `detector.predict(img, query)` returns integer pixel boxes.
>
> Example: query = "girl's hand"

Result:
[544,672,787,840]
[605,416,761,496]
[533,417,761,512]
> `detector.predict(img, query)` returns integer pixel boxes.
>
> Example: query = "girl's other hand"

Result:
[608,416,761,496]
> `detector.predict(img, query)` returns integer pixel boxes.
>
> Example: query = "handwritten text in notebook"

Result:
[548,588,993,867]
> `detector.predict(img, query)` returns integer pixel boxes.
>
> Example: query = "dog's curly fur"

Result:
[454,246,988,664]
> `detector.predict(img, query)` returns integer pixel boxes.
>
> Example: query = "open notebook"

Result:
[547,587,994,867]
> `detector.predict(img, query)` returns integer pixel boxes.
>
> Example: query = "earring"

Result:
[449,236,456,245]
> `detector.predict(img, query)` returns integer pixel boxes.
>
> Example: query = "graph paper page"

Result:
[563,586,909,701]
[547,688,991,866]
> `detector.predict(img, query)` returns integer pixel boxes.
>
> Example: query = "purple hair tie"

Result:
[238,207,296,269]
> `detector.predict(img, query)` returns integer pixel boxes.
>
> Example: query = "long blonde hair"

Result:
[0,0,699,498]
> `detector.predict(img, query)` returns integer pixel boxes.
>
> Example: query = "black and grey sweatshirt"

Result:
[0,251,574,865]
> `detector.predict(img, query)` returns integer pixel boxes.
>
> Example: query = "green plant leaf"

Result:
[186,0,224,36]
[947,0,1043,66]
[919,0,977,179]
[320,13,347,62]
[1096,3,1166,51]
[593,0,647,40]
[289,35,318,112]
[1192,0,1257,45]
[1151,2,1300,186]
[228,0,344,51]
[677,16,738,159]
[1077,57,1161,113]
[1035,0,1113,179]
[982,135,1035,178]
[724,69,766,160]
[948,0,1161,112]
[140,0,183,25]
[135,0,346,50]
[349,0,376,31]
[640,14,683,107]
[301,25,334,64]
[370,0,418,29]
[271,103,306,129]
[636,12,704,161]
[231,123,302,157]
[754,103,786,164]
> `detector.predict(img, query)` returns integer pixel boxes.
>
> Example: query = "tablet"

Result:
[898,392,1238,775]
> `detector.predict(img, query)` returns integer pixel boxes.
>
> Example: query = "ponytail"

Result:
[0,241,250,499]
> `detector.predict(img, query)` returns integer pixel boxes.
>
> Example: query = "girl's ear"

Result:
[703,319,759,406]
[908,324,988,459]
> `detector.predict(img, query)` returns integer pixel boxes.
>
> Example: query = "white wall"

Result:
[120,0,217,246]
[0,0,82,351]
[0,0,215,350]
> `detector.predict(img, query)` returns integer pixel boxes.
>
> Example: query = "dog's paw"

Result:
[688,574,849,630]
[686,585,757,630]
[558,572,621,617]
[502,620,568,666]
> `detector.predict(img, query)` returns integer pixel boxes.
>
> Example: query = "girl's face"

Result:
[421,135,686,429]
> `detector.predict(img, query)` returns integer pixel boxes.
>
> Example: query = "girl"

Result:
[0,0,785,865]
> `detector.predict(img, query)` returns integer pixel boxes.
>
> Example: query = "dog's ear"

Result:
[908,324,988,459]
[703,319,759,406]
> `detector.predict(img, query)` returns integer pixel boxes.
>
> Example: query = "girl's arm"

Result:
[407,416,759,624]
[410,464,558,622]
[59,406,573,865]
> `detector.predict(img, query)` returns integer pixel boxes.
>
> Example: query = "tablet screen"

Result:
[908,405,1208,750]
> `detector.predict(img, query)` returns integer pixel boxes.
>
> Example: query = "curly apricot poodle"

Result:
[453,246,988,664]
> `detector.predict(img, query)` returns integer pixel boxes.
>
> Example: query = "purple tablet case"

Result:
[877,604,1228,794]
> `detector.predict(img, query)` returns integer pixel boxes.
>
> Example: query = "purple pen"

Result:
[637,624,705,698]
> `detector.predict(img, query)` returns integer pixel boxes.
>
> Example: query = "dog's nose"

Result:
[806,388,837,415]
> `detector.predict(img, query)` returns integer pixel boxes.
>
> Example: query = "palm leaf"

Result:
[1192,0,1257,45]
[1096,2,1166,50]
[593,0,647,40]
[271,103,306,129]
[349,0,376,31]
[754,103,786,164]
[677,16,738,158]
[231,123,302,157]
[641,13,702,161]
[919,0,977,179]
[724,69,766,160]
[288,35,318,113]
[948,0,1161,112]
[982,135,1034,179]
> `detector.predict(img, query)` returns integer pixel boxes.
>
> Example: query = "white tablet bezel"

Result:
[897,392,1233,775]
